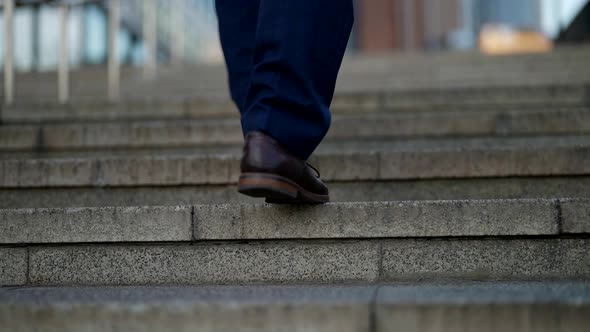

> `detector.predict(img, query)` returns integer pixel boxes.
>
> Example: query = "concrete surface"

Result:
[28,241,380,285]
[2,108,589,151]
[1,282,590,332]
[193,199,558,240]
[2,177,589,209]
[14,237,590,286]
[381,238,590,281]
[0,206,192,244]
[3,199,586,244]
[0,248,27,286]
[561,198,590,234]
[1,136,589,188]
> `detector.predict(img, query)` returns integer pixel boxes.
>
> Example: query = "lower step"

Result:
[2,176,589,209]
[3,238,590,286]
[1,282,589,332]
[1,199,589,286]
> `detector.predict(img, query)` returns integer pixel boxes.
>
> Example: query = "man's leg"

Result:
[215,0,260,111]
[217,0,355,203]
[242,0,354,160]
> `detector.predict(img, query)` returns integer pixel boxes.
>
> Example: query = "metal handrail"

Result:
[3,0,106,104]
[3,0,13,105]
[14,0,97,5]
[2,0,183,104]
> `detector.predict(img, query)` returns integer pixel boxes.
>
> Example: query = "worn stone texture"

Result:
[6,108,589,152]
[317,152,380,181]
[0,248,27,286]
[193,200,558,240]
[379,146,590,180]
[0,125,38,150]
[504,109,590,135]
[39,119,243,150]
[0,303,370,332]
[29,242,379,285]
[96,155,241,187]
[377,304,589,332]
[0,285,375,332]
[381,238,590,281]
[0,206,192,244]
[0,185,254,209]
[375,281,590,332]
[2,283,590,332]
[2,177,590,209]
[0,158,96,188]
[2,143,590,188]
[561,199,590,234]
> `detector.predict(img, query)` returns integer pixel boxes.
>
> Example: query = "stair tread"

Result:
[2,177,590,209]
[3,282,590,304]
[1,135,589,188]
[2,282,590,331]
[1,198,588,244]
[2,108,590,151]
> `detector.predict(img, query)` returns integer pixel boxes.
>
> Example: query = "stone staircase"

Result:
[1,47,590,331]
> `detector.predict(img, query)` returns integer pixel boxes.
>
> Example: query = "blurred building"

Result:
[355,0,589,52]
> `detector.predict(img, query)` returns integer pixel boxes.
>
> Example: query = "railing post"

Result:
[402,0,416,51]
[58,3,70,104]
[31,3,41,71]
[459,0,476,48]
[171,0,185,66]
[143,0,157,79]
[108,0,121,101]
[3,0,14,105]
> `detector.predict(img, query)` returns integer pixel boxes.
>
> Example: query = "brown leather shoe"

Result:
[238,131,329,204]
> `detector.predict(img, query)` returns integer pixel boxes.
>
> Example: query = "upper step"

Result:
[3,46,590,104]
[3,108,589,152]
[2,282,589,332]
[6,67,589,101]
[3,84,589,123]
[5,48,588,100]
[1,136,588,188]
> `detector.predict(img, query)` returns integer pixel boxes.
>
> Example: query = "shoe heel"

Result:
[238,173,299,200]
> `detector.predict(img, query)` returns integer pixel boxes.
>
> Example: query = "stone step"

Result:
[1,136,589,188]
[9,57,590,85]
[8,61,590,89]
[342,45,590,65]
[5,47,590,104]
[2,108,590,151]
[1,282,589,332]
[7,69,589,99]
[334,85,590,111]
[3,176,590,209]
[7,79,589,107]
[3,84,588,123]
[3,238,590,286]
[1,199,589,286]
[11,51,590,82]
[1,199,587,244]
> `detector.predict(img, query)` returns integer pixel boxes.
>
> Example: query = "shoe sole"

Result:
[238,172,329,204]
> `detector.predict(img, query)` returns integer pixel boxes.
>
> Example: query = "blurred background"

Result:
[0,0,588,106]
[0,0,588,71]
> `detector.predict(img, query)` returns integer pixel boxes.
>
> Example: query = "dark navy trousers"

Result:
[216,0,354,160]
